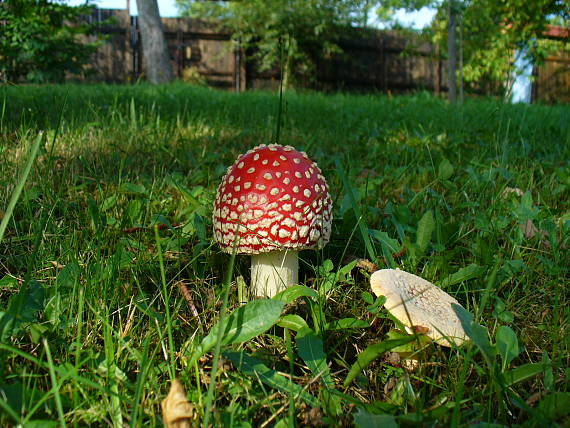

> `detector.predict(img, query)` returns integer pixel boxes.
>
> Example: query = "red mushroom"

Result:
[213,144,333,297]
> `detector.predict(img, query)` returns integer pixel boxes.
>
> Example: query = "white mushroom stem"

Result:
[250,250,298,297]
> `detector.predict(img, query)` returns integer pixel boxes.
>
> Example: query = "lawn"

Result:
[0,83,568,427]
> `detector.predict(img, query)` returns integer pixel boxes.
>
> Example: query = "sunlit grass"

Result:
[0,83,568,426]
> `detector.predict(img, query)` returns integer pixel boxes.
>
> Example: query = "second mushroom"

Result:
[213,144,333,297]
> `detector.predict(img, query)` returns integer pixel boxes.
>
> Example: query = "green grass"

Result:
[0,83,568,427]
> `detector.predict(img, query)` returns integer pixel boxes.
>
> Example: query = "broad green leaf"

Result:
[452,304,495,367]
[190,299,284,364]
[344,337,416,387]
[537,392,570,420]
[338,259,358,278]
[101,194,118,212]
[296,327,334,388]
[224,351,318,407]
[415,210,435,255]
[503,362,549,387]
[274,285,318,303]
[326,318,369,330]
[120,182,147,195]
[353,408,398,428]
[439,264,486,288]
[369,229,400,268]
[56,261,80,289]
[495,326,519,368]
[277,314,309,332]
[386,329,432,353]
[369,229,401,254]
[0,280,45,342]
[0,276,18,289]
[438,158,454,181]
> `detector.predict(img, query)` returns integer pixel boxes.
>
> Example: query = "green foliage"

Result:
[0,85,568,426]
[189,299,285,365]
[0,0,100,83]
[178,0,372,87]
[379,0,569,95]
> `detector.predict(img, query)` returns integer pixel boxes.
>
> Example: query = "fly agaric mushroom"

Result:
[213,144,332,297]
[370,269,468,347]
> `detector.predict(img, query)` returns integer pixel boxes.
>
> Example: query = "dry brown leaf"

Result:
[520,220,551,247]
[502,187,524,197]
[161,379,195,428]
[50,261,65,270]
[354,258,378,273]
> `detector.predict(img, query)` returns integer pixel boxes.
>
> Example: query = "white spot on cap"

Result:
[256,184,266,191]
[234,185,240,192]
[293,211,303,221]
[247,167,255,174]
[248,194,258,203]
[279,229,291,238]
[270,224,279,236]
[305,171,311,179]
[253,154,260,161]
[295,171,302,178]
[231,198,238,205]
[283,218,296,228]
[244,182,252,189]
[254,209,264,219]
[279,155,287,161]
[293,158,301,164]
[293,186,299,193]
[270,188,279,196]
[262,159,269,165]
[263,173,273,180]
[309,228,320,242]
[259,195,268,204]
[282,203,292,211]
[273,161,280,167]
[283,177,290,185]
[237,162,244,169]
[304,189,312,198]
[299,225,309,238]
[275,172,282,178]
[295,200,304,208]
[314,184,320,192]
[279,194,291,201]
[228,175,235,183]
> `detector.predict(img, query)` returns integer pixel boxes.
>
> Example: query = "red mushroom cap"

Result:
[213,144,333,254]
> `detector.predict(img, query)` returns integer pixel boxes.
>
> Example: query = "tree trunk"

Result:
[136,0,174,84]
[447,0,457,103]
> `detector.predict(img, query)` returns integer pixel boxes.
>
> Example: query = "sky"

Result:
[67,0,437,29]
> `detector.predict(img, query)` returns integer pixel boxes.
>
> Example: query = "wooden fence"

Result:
[84,9,568,102]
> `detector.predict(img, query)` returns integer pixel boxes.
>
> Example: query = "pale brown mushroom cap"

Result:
[370,269,468,347]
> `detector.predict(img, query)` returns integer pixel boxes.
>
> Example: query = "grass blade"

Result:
[344,337,416,387]
[224,350,319,408]
[43,339,67,427]
[0,131,44,244]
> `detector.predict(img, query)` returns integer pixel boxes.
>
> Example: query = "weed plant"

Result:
[0,83,568,427]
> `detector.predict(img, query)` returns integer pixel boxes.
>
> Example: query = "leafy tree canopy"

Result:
[378,0,569,93]
[0,0,100,83]
[177,0,374,88]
